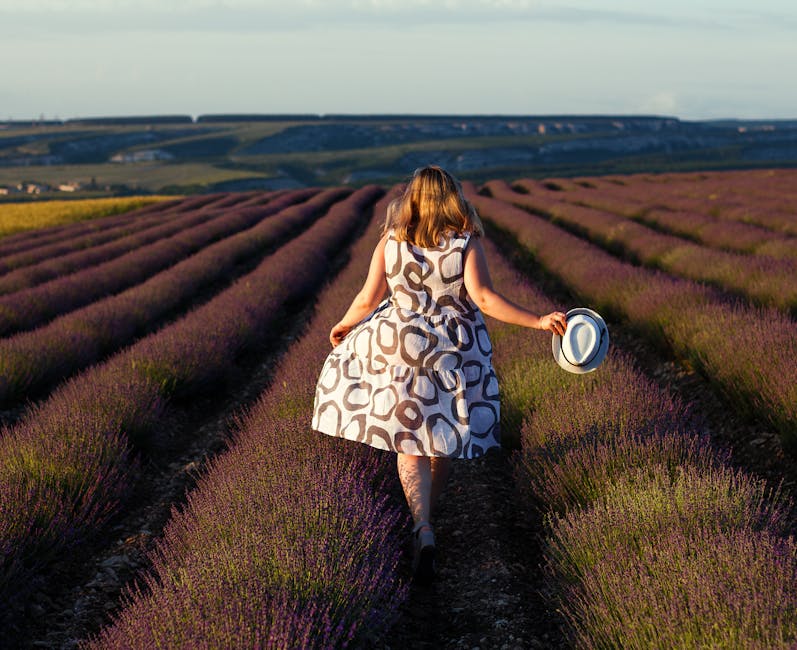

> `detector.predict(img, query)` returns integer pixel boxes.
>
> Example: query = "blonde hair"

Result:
[384,166,484,248]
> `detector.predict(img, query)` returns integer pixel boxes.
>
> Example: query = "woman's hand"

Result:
[538,311,568,336]
[330,322,352,347]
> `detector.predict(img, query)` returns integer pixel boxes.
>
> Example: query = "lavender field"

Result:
[2,168,796,648]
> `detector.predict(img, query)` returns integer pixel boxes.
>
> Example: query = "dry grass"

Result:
[0,196,175,239]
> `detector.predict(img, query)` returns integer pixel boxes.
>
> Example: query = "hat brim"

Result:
[552,307,609,374]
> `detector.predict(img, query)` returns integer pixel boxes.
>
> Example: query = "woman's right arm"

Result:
[329,233,390,346]
[463,238,567,336]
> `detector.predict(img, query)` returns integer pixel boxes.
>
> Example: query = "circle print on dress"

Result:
[343,382,372,410]
[399,325,439,366]
[317,357,341,394]
[438,241,466,283]
[408,372,440,406]
[313,399,342,433]
[396,400,424,430]
[425,413,463,457]
[371,384,399,420]
[426,349,463,371]
[475,323,492,356]
[405,261,430,292]
[351,326,372,361]
[449,386,470,425]
[445,316,474,352]
[468,401,498,438]
[482,368,499,400]
[375,319,399,355]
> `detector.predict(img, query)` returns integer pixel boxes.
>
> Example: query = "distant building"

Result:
[110,149,174,163]
[20,182,50,194]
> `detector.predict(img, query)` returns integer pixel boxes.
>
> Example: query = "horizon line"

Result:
[3,112,797,125]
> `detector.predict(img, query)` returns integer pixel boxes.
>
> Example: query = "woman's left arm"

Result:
[330,234,389,346]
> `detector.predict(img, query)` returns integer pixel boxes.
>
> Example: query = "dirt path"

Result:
[375,449,565,650]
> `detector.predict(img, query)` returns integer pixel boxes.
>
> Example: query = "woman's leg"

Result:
[398,453,450,582]
[429,456,452,520]
[396,453,432,526]
[396,454,453,525]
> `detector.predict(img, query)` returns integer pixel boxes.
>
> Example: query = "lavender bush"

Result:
[0,195,184,256]
[0,206,187,276]
[0,188,327,406]
[517,355,719,514]
[0,187,381,624]
[88,191,406,649]
[489,180,797,315]
[0,190,256,262]
[477,228,797,648]
[467,189,797,447]
[556,526,797,648]
[545,462,792,586]
[0,194,301,336]
[519,177,797,262]
[562,169,797,236]
[637,207,797,261]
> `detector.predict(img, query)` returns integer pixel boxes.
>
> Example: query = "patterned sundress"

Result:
[311,229,500,458]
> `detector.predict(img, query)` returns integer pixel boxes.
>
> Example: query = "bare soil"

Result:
[375,449,566,650]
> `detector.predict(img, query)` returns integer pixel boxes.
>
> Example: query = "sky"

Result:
[1,0,795,121]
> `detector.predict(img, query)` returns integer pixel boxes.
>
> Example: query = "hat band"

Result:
[561,326,606,367]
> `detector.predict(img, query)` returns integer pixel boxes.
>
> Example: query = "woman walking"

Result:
[312,166,567,583]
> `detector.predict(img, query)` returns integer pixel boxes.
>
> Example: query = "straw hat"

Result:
[552,307,609,374]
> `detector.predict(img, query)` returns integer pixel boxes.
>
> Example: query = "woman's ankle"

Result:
[413,520,433,534]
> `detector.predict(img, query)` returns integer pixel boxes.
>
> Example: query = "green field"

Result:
[1,115,795,197]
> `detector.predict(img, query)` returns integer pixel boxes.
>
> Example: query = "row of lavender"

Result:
[0,195,183,256]
[0,187,382,633]
[0,199,190,277]
[488,181,797,316]
[466,189,797,447]
[0,188,345,407]
[0,193,262,276]
[480,236,797,647]
[0,194,290,336]
[0,192,275,275]
[0,192,230,261]
[86,191,408,648]
[579,169,797,236]
[532,176,797,262]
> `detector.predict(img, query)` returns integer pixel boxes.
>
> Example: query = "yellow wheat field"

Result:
[0,196,178,239]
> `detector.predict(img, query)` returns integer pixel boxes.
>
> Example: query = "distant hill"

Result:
[1,114,795,196]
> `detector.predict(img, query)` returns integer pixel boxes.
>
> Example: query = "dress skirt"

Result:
[312,230,500,458]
